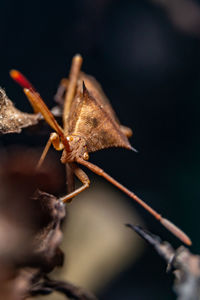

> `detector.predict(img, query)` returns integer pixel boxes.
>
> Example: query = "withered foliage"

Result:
[0,149,97,300]
[0,88,41,134]
[127,225,200,300]
[0,150,63,297]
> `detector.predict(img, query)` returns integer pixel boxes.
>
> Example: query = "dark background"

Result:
[1,0,200,299]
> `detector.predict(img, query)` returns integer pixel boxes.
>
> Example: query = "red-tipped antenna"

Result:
[10,70,70,152]
[10,69,35,91]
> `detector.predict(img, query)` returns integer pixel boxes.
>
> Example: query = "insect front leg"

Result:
[37,132,64,169]
[60,163,90,203]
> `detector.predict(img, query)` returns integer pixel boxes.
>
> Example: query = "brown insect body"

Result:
[10,55,192,246]
[64,75,132,154]
[60,70,133,169]
[60,134,88,163]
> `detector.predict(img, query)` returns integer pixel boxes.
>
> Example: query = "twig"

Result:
[30,276,98,300]
[126,224,200,300]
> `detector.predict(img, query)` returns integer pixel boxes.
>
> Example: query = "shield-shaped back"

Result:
[65,74,132,153]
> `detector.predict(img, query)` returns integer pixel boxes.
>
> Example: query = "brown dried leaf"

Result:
[0,149,66,299]
[28,190,65,273]
[0,148,65,269]
[0,88,41,134]
[0,148,97,300]
[128,225,200,300]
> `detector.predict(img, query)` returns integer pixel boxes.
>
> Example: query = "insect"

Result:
[10,54,191,245]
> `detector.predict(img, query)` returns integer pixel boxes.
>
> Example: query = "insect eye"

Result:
[83,152,89,161]
[67,136,74,142]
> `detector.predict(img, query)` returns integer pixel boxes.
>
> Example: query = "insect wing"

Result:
[79,72,120,125]
[68,83,132,152]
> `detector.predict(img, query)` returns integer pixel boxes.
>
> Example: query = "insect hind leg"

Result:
[37,132,64,169]
[60,163,90,203]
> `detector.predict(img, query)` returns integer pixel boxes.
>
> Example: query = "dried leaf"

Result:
[28,190,65,272]
[0,149,66,299]
[127,225,200,300]
[0,88,41,134]
[30,276,98,300]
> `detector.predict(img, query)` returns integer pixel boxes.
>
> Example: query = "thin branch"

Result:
[126,224,200,300]
[30,276,98,300]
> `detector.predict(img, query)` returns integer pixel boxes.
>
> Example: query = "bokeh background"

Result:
[1,0,200,299]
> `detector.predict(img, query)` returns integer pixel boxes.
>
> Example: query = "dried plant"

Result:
[0,88,41,134]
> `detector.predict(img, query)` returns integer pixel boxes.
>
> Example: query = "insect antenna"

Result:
[10,69,40,113]
[77,158,191,246]
[10,71,70,153]
[10,69,36,91]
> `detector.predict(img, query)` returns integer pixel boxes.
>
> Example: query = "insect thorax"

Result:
[60,135,89,163]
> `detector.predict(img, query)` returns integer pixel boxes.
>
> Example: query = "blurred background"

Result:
[1,0,200,299]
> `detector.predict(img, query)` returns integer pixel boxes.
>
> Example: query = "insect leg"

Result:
[54,78,69,105]
[60,163,90,203]
[66,163,75,194]
[77,158,191,246]
[37,132,64,169]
